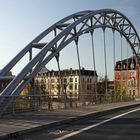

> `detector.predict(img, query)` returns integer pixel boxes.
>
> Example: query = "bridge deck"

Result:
[0,101,139,139]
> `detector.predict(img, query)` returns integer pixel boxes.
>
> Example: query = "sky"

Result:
[0,0,140,79]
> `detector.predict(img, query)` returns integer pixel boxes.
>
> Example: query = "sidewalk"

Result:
[0,101,140,139]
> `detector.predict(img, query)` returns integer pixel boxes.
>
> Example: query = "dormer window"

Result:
[117,65,120,69]
[130,63,135,69]
[123,64,126,69]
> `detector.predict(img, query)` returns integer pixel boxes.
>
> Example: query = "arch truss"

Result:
[0,9,140,114]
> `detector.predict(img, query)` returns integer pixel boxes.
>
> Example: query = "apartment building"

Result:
[115,56,139,97]
[35,68,98,97]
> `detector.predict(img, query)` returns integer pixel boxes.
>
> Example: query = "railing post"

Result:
[12,96,15,115]
[64,93,67,109]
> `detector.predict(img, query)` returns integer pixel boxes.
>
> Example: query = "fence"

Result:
[0,93,138,115]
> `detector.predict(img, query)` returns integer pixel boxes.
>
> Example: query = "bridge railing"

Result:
[0,94,138,115]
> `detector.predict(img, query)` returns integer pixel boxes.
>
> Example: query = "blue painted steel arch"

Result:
[0,9,140,114]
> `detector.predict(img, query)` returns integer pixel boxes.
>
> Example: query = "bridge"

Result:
[0,9,140,114]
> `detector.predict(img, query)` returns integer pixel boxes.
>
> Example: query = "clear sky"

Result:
[0,0,140,79]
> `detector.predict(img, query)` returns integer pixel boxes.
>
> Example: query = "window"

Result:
[130,63,135,69]
[90,85,92,90]
[75,78,77,82]
[57,79,60,83]
[87,84,90,90]
[128,81,131,87]
[118,72,121,80]
[69,84,73,90]
[129,90,131,96]
[130,78,136,87]
[130,72,132,78]
[130,72,135,78]
[131,80,133,87]
[87,84,91,90]
[133,90,135,96]
[69,78,73,82]
[134,80,136,87]
[63,78,67,83]
[117,64,120,69]
[75,84,77,90]
[83,78,84,82]
[57,84,60,90]
[123,64,126,69]
[123,72,126,80]
[90,78,92,83]
[70,92,72,97]
[41,79,45,84]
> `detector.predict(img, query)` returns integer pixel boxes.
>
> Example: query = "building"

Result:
[35,68,98,97]
[107,81,114,94]
[97,79,114,95]
[115,56,139,97]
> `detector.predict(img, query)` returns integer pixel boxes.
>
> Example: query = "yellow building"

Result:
[35,68,98,97]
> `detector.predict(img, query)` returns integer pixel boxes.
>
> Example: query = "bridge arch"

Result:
[0,9,140,114]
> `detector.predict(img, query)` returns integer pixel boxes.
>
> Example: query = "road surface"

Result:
[19,106,140,140]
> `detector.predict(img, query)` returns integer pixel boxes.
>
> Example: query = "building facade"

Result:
[115,56,139,97]
[35,68,98,97]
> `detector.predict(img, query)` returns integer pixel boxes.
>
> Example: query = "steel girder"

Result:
[0,9,140,114]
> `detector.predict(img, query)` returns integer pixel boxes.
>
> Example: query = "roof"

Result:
[115,55,139,70]
[37,68,98,77]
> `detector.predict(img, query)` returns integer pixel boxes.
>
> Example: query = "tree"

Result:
[97,76,109,94]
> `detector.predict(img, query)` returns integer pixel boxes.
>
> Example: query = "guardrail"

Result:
[0,93,138,115]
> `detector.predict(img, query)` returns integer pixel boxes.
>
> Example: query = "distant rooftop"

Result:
[37,68,97,77]
[115,55,140,71]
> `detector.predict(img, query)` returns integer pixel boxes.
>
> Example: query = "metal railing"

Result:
[0,93,138,115]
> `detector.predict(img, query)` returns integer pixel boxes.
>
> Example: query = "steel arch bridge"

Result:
[0,9,140,114]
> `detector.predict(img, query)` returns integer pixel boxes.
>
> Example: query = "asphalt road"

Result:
[18,106,140,140]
